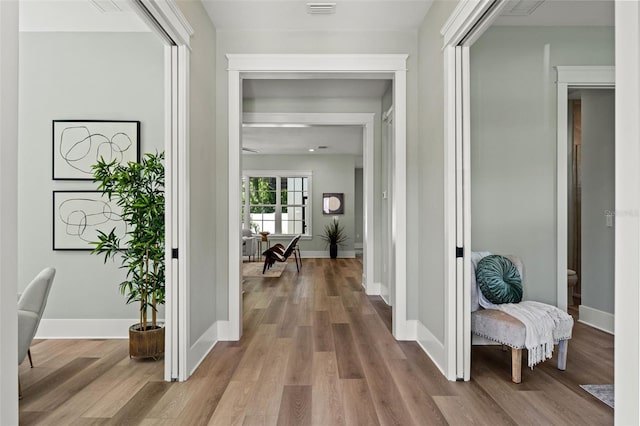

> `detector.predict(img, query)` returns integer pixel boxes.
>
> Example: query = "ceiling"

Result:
[20,0,148,32]
[495,0,614,26]
[201,0,434,32]
[242,125,364,157]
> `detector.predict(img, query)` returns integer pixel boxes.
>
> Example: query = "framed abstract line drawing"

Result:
[322,193,344,214]
[53,190,128,251]
[52,120,140,180]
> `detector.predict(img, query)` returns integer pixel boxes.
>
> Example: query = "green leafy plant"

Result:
[91,152,165,332]
[320,220,348,247]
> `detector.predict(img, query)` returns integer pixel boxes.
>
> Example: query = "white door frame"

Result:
[555,66,615,312]
[227,54,410,340]
[441,0,510,380]
[242,112,376,291]
[130,0,193,381]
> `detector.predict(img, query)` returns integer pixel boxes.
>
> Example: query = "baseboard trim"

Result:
[578,305,614,335]
[188,320,224,376]
[35,319,138,339]
[414,320,447,377]
[300,250,356,259]
[366,281,381,295]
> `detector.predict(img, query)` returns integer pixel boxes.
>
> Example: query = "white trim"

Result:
[615,3,640,423]
[441,0,512,383]
[441,0,509,47]
[555,66,614,312]
[137,0,193,47]
[129,0,192,382]
[187,320,220,376]
[0,2,19,423]
[380,286,390,305]
[227,54,407,72]
[300,250,356,259]
[578,305,615,335]
[228,56,408,342]
[366,282,381,296]
[415,320,447,377]
[35,319,138,339]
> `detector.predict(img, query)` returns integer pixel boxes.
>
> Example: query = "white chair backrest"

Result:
[18,267,56,316]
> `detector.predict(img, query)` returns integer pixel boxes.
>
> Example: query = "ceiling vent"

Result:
[89,0,123,13]
[306,3,336,15]
[317,145,328,149]
[501,0,545,16]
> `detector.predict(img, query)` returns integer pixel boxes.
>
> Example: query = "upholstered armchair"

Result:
[18,267,56,396]
[242,229,258,261]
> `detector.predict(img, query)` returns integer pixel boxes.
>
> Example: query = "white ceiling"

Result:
[242,125,363,158]
[243,79,391,99]
[495,0,614,26]
[201,0,434,31]
[20,0,149,32]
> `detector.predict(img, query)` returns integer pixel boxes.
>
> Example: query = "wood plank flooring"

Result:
[19,258,613,425]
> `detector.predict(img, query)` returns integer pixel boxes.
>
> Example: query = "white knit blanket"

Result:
[491,301,573,368]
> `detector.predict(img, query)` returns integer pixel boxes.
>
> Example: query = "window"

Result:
[242,171,312,236]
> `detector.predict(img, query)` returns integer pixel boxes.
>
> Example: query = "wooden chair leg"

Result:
[557,339,568,370]
[19,377,22,400]
[511,348,522,384]
[28,348,33,368]
[294,251,300,272]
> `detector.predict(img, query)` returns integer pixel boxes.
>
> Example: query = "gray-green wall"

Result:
[581,89,615,314]
[18,32,164,321]
[470,26,614,304]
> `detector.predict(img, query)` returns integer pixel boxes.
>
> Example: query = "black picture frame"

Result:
[322,193,344,214]
[52,190,128,251]
[52,120,140,180]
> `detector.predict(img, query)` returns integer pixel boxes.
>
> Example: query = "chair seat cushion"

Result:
[472,309,526,348]
[472,309,574,349]
[476,255,523,304]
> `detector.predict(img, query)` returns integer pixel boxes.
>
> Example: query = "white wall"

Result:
[175,0,218,348]
[615,2,640,423]
[243,154,356,254]
[416,0,460,349]
[581,89,615,314]
[469,26,614,304]
[0,1,19,423]
[18,32,164,324]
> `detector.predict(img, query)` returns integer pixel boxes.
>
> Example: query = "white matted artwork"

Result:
[53,190,128,251]
[52,120,140,180]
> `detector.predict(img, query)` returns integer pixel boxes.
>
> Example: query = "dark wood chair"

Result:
[262,234,302,274]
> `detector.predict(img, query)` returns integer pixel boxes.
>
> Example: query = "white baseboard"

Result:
[414,320,447,377]
[366,281,381,295]
[300,250,356,259]
[35,319,138,339]
[188,320,225,376]
[216,320,233,341]
[579,305,615,335]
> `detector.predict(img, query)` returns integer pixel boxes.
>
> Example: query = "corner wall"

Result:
[416,0,460,368]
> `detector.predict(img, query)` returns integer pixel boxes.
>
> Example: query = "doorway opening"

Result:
[227,55,410,341]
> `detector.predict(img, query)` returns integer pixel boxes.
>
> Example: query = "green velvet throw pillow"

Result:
[476,255,523,304]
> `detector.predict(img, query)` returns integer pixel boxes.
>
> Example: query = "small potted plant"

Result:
[320,218,348,259]
[91,152,165,360]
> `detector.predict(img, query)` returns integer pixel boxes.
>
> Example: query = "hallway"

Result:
[19,258,613,425]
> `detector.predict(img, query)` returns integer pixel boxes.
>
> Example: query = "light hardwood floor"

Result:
[19,258,613,425]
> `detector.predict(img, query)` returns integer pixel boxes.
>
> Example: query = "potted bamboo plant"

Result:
[91,152,165,359]
[320,218,348,259]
